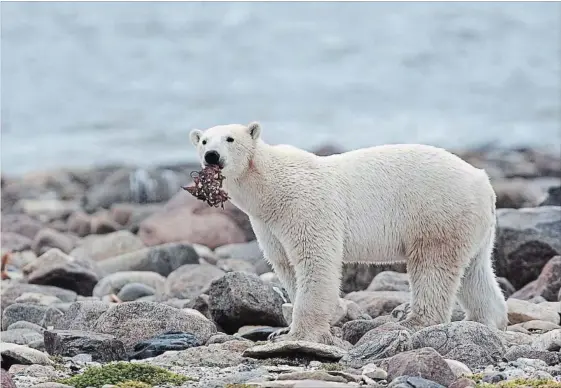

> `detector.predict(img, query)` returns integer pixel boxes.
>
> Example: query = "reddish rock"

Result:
[138,191,251,249]
[67,211,92,237]
[1,368,16,388]
[1,232,33,252]
[32,228,76,256]
[90,212,121,234]
[511,256,561,302]
[1,213,44,240]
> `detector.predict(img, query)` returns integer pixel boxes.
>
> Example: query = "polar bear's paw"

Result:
[267,326,290,341]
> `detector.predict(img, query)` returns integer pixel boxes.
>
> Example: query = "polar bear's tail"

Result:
[456,221,509,330]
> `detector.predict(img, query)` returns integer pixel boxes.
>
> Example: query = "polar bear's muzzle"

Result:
[204,150,224,169]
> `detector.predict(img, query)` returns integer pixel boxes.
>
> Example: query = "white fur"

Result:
[189,122,509,344]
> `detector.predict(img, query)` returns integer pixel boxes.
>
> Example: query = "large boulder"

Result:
[69,230,145,262]
[511,256,561,302]
[494,206,561,289]
[207,271,287,333]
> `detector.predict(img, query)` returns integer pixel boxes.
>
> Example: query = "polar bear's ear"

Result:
[248,122,261,140]
[189,129,202,146]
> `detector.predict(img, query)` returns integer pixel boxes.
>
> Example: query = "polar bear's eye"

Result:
[202,140,207,145]
[226,137,234,143]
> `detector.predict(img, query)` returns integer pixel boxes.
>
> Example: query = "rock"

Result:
[507,298,560,325]
[495,206,561,289]
[0,329,43,346]
[449,378,477,388]
[14,293,63,306]
[498,330,533,347]
[511,256,561,301]
[276,371,347,383]
[97,242,200,276]
[243,340,346,361]
[411,321,506,369]
[92,301,216,350]
[509,320,560,333]
[238,326,282,342]
[367,271,410,292]
[23,248,99,296]
[531,328,561,351]
[1,214,44,240]
[261,272,281,285]
[216,258,257,274]
[444,359,472,378]
[115,282,155,301]
[214,240,272,275]
[138,191,250,249]
[362,363,388,380]
[66,211,91,237]
[89,211,122,234]
[387,376,446,388]
[493,178,559,209]
[207,271,287,334]
[342,319,390,345]
[54,300,110,331]
[30,384,72,388]
[31,228,75,256]
[1,368,16,388]
[92,271,165,298]
[69,230,145,262]
[149,340,253,368]
[1,303,61,331]
[206,333,242,344]
[43,329,127,362]
[1,232,33,252]
[7,321,45,333]
[282,300,368,328]
[342,263,406,294]
[1,284,77,313]
[341,325,412,368]
[0,342,52,367]
[540,186,561,206]
[504,345,560,365]
[164,264,225,300]
[129,331,202,360]
[344,291,410,318]
[380,347,456,387]
[185,294,212,319]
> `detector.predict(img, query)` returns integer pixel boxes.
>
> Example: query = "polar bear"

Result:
[189,122,508,345]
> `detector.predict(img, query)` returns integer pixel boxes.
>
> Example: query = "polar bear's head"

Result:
[189,122,262,179]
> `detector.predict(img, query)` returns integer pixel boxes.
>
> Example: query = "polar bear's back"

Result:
[319,143,496,263]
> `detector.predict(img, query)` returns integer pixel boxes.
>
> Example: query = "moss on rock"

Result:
[58,362,190,388]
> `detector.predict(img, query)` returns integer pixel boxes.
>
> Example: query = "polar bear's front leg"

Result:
[284,235,343,345]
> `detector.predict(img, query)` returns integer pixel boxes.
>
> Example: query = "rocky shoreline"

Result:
[1,145,560,388]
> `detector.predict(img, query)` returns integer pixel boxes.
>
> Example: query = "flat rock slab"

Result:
[0,342,52,368]
[242,340,347,361]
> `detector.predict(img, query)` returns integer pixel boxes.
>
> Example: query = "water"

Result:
[2,2,560,175]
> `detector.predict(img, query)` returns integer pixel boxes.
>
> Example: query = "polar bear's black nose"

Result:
[204,151,221,166]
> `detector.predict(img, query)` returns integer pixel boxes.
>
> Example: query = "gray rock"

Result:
[341,325,412,368]
[69,230,145,262]
[277,371,347,383]
[495,206,561,289]
[1,368,16,388]
[391,302,466,322]
[380,347,455,387]
[1,284,77,313]
[0,342,52,366]
[14,293,63,306]
[0,329,43,346]
[149,340,253,368]
[1,303,61,330]
[342,262,406,294]
[243,340,347,361]
[6,321,44,333]
[411,321,506,369]
[367,271,410,292]
[92,301,216,351]
[97,242,199,277]
[504,344,560,365]
[54,300,110,331]
[208,271,287,334]
[216,258,257,274]
[44,329,127,362]
[342,318,395,345]
[540,186,561,206]
[116,282,155,302]
[344,291,410,318]
[164,264,225,300]
[511,256,561,302]
[388,376,446,388]
[206,333,243,344]
[531,328,561,351]
[24,248,100,296]
[186,294,212,320]
[92,271,165,298]
[30,384,73,388]
[214,240,270,275]
[507,298,560,325]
